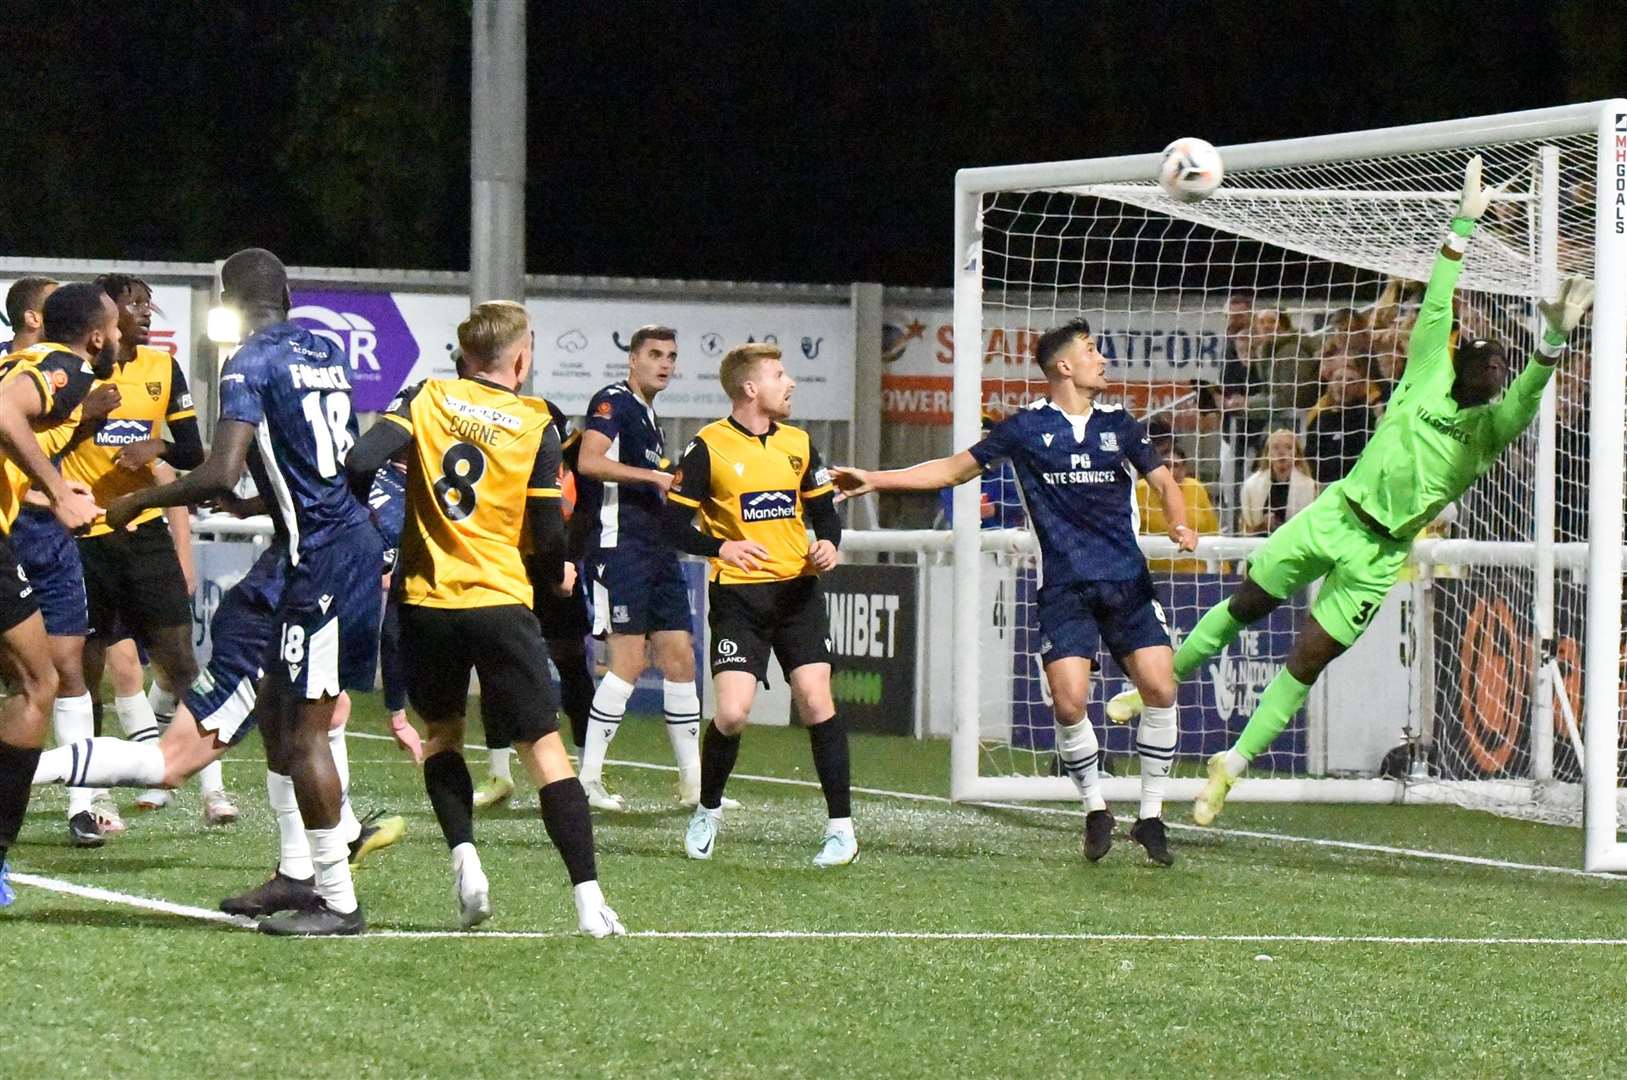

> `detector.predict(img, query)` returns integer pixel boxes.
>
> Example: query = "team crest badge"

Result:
[1099,431,1119,452]
[595,400,613,417]
[787,454,803,472]
[146,381,162,400]
[49,369,68,389]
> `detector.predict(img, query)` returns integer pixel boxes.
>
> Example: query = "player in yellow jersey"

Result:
[346,300,624,935]
[0,284,117,903]
[665,342,855,867]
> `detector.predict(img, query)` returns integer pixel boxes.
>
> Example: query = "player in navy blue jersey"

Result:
[104,248,384,935]
[832,318,1197,865]
[572,326,706,811]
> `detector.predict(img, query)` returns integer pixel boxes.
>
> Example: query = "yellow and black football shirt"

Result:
[384,376,562,609]
[668,416,834,585]
[60,344,196,537]
[0,342,100,532]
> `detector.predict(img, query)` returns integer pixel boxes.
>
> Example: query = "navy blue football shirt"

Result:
[575,380,668,553]
[968,399,1163,584]
[218,322,370,563]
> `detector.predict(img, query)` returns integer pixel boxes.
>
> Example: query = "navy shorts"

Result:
[586,547,692,638]
[268,525,383,701]
[1036,573,1170,666]
[186,544,285,747]
[10,507,89,638]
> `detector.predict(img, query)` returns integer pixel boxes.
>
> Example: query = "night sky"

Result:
[2,1,1622,286]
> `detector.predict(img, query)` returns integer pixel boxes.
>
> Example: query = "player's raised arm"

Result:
[830,450,982,499]
[1491,276,1596,446]
[1405,155,1498,381]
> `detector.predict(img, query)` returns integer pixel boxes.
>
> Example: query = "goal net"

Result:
[949,103,1627,867]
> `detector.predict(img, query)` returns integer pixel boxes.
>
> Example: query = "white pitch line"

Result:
[342,929,1627,946]
[346,731,1625,881]
[9,871,256,929]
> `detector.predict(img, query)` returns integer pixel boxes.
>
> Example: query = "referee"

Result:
[665,342,856,867]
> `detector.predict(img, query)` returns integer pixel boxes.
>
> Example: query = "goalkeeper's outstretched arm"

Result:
[1407,156,1497,379]
[1491,276,1597,446]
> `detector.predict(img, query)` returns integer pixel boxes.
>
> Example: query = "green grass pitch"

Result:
[5,694,1627,1078]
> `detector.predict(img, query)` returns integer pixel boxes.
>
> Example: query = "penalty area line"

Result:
[8,870,257,930]
[346,929,1627,946]
[346,731,1625,881]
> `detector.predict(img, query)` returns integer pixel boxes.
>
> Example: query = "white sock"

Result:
[572,878,605,913]
[114,691,161,743]
[489,747,514,784]
[1056,718,1106,812]
[34,736,165,788]
[146,681,177,723]
[1136,705,1178,820]
[54,694,97,816]
[197,759,225,797]
[307,826,358,914]
[581,672,634,784]
[663,679,701,779]
[327,724,361,842]
[266,771,314,880]
[826,816,855,839]
[1223,748,1250,779]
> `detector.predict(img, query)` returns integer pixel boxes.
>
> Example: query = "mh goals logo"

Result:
[1616,112,1626,235]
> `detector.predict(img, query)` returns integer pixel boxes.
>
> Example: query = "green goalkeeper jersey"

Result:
[1340,245,1556,540]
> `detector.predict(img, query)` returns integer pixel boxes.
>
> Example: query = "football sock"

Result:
[1233,669,1313,767]
[197,759,226,798]
[551,640,594,749]
[33,737,164,788]
[1174,599,1247,682]
[806,715,852,819]
[0,739,42,854]
[54,694,96,817]
[581,672,634,784]
[538,778,597,885]
[1137,705,1179,819]
[1056,717,1107,811]
[328,723,360,839]
[146,682,177,723]
[663,679,702,777]
[488,747,514,784]
[699,721,741,812]
[114,691,160,744]
[424,751,476,849]
[266,771,314,880]
[306,825,358,913]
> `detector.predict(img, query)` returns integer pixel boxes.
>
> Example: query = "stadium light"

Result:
[206,305,241,345]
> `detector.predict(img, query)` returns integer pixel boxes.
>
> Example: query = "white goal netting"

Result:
[961,112,1624,828]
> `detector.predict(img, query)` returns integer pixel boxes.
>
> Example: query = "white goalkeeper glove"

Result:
[1537,276,1595,348]
[1457,155,1493,222]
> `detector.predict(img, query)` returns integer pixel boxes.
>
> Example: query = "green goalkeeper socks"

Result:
[1174,599,1246,682]
[1234,669,1314,763]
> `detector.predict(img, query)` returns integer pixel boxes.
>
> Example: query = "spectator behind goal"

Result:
[1239,428,1316,535]
[1137,444,1219,575]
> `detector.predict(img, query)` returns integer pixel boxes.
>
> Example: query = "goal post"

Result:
[949,101,1627,871]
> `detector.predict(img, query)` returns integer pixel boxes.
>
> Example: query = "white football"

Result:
[1158,137,1224,203]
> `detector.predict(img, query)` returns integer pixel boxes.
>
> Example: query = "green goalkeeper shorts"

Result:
[1245,482,1411,647]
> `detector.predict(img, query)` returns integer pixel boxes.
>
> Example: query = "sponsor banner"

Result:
[1430,578,1599,782]
[289,289,854,419]
[822,563,916,735]
[881,301,1228,424]
[1008,570,1307,770]
[0,279,193,378]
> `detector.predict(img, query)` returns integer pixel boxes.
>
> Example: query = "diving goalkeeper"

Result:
[1109,155,1596,825]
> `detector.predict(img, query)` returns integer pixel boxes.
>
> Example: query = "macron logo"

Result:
[1041,432,1054,447]
[741,489,797,522]
[319,595,334,614]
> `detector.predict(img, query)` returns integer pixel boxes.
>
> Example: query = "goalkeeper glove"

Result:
[1538,276,1596,349]
[1457,155,1494,222]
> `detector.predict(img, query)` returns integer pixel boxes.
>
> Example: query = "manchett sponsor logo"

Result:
[741,490,797,521]
[93,418,155,447]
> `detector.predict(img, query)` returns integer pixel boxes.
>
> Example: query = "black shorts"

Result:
[78,519,192,641]
[0,530,41,635]
[708,576,831,687]
[532,571,590,641]
[399,602,559,745]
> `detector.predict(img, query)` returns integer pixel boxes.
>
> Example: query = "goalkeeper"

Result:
[1109,155,1596,825]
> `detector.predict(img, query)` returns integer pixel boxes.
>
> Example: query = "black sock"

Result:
[423,750,475,850]
[807,715,852,819]
[538,778,596,885]
[700,720,741,810]
[0,739,42,853]
[550,640,594,749]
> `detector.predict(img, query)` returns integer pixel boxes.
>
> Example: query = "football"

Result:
[1158,136,1224,202]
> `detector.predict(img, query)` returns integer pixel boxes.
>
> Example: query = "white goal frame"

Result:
[949,101,1627,871]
